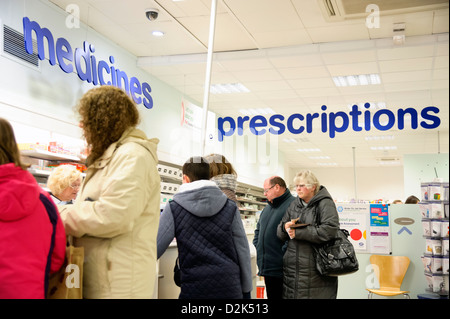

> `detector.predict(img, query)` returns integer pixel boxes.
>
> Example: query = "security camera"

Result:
[145,8,159,21]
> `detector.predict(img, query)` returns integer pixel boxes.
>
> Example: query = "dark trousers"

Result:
[264,276,283,299]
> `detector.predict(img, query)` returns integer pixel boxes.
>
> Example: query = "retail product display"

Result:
[236,182,267,237]
[158,161,183,206]
[420,180,449,298]
[20,144,86,190]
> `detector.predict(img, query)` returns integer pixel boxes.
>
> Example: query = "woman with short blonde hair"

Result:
[47,165,82,204]
[293,170,321,197]
[277,169,339,299]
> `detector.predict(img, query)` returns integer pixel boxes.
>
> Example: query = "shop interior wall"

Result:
[0,0,285,187]
[338,204,426,299]
[404,153,449,198]
[288,166,405,202]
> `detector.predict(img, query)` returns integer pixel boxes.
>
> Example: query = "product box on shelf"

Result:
[160,182,179,194]
[429,201,445,219]
[18,142,47,151]
[429,182,445,201]
[157,164,182,180]
[422,182,430,201]
[160,193,173,206]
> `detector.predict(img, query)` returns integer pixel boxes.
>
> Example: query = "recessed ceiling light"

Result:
[318,163,338,166]
[379,160,401,166]
[333,74,381,87]
[152,30,165,37]
[210,83,250,94]
[297,148,321,152]
[239,108,275,116]
[365,135,394,141]
[370,146,398,151]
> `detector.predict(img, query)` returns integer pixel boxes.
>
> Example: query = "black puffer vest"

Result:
[170,200,243,299]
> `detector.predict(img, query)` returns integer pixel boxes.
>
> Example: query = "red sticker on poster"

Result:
[350,229,363,241]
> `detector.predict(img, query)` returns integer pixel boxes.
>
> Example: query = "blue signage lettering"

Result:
[217,105,441,142]
[23,17,154,109]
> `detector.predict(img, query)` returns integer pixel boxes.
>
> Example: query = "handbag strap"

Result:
[40,193,58,298]
[67,235,74,246]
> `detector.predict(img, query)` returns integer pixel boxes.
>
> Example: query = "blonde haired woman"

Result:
[277,169,339,299]
[47,165,82,204]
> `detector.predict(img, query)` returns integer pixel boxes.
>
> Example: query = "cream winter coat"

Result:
[59,128,160,299]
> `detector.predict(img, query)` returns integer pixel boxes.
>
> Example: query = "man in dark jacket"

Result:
[253,176,295,299]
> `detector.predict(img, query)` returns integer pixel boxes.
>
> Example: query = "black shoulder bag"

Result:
[312,209,359,276]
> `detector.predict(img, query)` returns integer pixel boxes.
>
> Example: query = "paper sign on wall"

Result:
[369,204,391,254]
[336,203,368,252]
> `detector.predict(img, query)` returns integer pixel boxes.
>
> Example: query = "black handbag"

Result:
[312,210,359,276]
[313,228,359,276]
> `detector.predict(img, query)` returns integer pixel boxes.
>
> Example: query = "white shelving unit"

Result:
[236,182,267,238]
[420,181,449,299]
[21,148,85,191]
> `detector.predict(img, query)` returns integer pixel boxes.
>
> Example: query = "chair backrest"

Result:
[369,255,410,290]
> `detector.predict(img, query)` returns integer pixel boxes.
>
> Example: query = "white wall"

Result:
[404,153,449,198]
[288,166,405,202]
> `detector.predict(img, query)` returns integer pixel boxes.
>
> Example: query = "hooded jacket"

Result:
[253,189,295,278]
[277,186,339,299]
[0,163,66,299]
[59,128,160,299]
[157,180,253,298]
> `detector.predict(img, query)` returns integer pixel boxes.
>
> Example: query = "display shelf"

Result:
[27,168,52,177]
[236,181,266,215]
[420,180,449,297]
[158,161,182,207]
[21,149,81,162]
[21,149,86,190]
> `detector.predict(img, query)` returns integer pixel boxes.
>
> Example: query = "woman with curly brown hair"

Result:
[58,86,161,299]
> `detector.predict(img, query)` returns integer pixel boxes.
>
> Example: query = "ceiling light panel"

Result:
[210,83,250,94]
[297,148,321,152]
[333,74,381,87]
[239,107,276,116]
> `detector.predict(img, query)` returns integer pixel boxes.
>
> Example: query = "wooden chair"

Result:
[367,255,411,299]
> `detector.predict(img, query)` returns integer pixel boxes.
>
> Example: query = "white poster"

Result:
[181,99,216,142]
[169,99,216,160]
[336,203,368,252]
[368,204,391,254]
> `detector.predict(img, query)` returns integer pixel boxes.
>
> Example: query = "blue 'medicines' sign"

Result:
[22,17,153,109]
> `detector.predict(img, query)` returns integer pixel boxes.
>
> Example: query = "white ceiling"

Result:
[49,0,449,169]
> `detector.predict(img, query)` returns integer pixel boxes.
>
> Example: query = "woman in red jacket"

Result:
[0,118,66,299]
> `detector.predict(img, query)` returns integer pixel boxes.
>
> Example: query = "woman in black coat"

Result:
[277,170,340,299]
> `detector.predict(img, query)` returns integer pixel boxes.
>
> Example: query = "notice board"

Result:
[336,203,391,254]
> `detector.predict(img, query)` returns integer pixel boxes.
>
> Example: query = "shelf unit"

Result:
[21,149,81,162]
[419,181,449,299]
[236,182,267,236]
[20,149,85,191]
[157,161,182,207]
